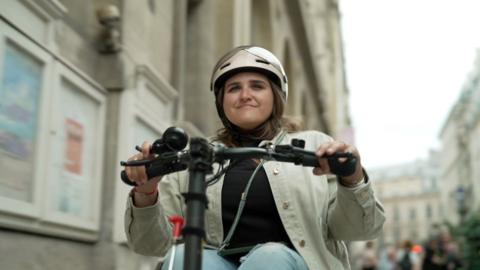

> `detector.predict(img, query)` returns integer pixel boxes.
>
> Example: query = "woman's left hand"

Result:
[313,140,364,186]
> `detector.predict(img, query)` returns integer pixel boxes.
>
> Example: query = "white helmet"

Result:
[210,46,288,100]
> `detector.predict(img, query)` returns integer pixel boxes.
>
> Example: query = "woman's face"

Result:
[222,72,274,130]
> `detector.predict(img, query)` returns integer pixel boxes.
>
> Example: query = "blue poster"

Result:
[0,43,42,160]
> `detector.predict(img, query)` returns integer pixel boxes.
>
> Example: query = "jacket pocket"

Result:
[325,239,348,265]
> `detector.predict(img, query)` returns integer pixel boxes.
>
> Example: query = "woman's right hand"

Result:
[125,141,162,194]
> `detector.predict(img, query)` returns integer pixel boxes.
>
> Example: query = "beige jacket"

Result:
[125,130,385,269]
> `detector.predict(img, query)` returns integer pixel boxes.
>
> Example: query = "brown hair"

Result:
[214,81,302,146]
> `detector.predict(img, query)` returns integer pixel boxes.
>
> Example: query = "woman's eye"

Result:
[227,86,240,92]
[252,84,264,90]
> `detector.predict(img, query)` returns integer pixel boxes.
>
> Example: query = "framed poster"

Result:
[0,21,52,217]
[0,41,42,202]
[44,63,106,231]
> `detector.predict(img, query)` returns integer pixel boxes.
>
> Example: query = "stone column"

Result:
[183,0,219,135]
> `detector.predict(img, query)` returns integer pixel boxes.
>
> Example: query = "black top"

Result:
[221,156,293,259]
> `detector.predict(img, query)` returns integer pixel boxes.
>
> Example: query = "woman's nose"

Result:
[239,87,252,99]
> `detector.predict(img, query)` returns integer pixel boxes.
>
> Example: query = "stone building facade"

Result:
[369,158,442,248]
[0,0,352,269]
[438,49,480,226]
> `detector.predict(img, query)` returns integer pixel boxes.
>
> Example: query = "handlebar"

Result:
[120,131,359,270]
[120,142,357,186]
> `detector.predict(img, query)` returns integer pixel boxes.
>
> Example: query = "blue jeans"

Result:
[161,242,309,270]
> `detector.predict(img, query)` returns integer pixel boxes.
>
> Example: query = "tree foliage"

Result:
[455,213,480,269]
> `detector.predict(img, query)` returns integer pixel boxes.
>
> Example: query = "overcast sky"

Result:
[339,0,480,168]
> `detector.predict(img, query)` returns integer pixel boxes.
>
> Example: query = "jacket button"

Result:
[282,202,289,209]
[273,168,280,175]
[299,240,306,247]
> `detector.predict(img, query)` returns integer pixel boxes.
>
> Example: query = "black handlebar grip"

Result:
[120,165,164,187]
[121,170,138,186]
[328,156,357,177]
[120,161,189,187]
[301,152,357,177]
[301,154,320,167]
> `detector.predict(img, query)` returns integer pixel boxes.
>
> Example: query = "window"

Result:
[111,65,178,243]
[0,39,44,204]
[394,227,401,244]
[393,206,400,221]
[43,63,106,231]
[426,204,432,218]
[410,208,416,220]
[0,20,52,218]
[0,20,107,240]
[410,230,418,240]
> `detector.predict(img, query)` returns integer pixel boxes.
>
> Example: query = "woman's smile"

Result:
[237,103,258,108]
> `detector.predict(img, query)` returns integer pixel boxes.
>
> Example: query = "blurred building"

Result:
[438,49,480,226]
[369,157,442,248]
[0,0,352,269]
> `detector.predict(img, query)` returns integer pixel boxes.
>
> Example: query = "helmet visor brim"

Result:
[244,47,287,78]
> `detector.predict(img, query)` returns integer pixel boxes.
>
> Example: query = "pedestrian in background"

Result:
[422,231,463,270]
[378,245,397,270]
[359,241,379,270]
[395,240,419,270]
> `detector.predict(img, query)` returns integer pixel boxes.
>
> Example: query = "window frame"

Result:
[112,65,178,243]
[0,19,53,219]
[41,62,106,232]
[0,20,107,241]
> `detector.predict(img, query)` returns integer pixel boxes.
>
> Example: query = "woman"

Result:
[124,46,385,270]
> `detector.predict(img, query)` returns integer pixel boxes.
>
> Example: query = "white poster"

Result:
[50,78,98,220]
